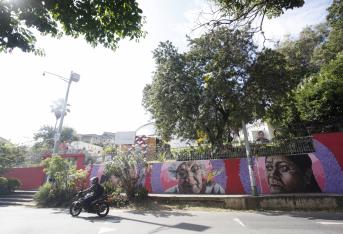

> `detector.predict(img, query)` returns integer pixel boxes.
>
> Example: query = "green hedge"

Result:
[0,177,21,194]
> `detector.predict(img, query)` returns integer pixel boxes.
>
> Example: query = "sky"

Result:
[0,0,332,145]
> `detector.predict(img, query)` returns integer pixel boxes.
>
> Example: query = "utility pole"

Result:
[44,71,80,155]
[242,120,258,196]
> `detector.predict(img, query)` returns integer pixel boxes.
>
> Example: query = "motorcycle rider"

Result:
[82,176,104,210]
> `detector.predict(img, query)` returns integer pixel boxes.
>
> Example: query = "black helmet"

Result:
[90,176,99,184]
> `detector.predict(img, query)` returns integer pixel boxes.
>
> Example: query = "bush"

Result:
[0,177,8,194]
[105,153,147,200]
[136,186,148,201]
[108,191,129,208]
[34,183,54,206]
[35,183,78,207]
[0,177,21,194]
[35,156,87,207]
[6,178,21,192]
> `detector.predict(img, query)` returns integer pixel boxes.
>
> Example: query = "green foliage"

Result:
[100,181,129,207]
[6,178,21,192]
[109,192,129,208]
[0,141,26,174]
[104,146,117,157]
[136,186,148,201]
[143,27,288,150]
[313,0,343,65]
[0,177,8,194]
[32,126,78,153]
[295,53,343,131]
[105,153,147,200]
[266,1,343,136]
[0,177,21,194]
[0,0,145,54]
[34,183,57,206]
[210,0,304,29]
[35,156,87,207]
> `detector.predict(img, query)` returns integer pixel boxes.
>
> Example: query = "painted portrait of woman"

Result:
[264,154,322,193]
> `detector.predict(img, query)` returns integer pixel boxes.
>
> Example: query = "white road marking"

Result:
[233,218,246,228]
[98,227,116,234]
[317,222,343,225]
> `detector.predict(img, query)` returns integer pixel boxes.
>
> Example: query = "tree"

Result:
[143,27,289,151]
[0,0,144,54]
[202,0,304,31]
[33,126,79,153]
[50,99,70,132]
[265,1,343,136]
[295,52,343,132]
[277,24,329,87]
[313,0,343,65]
[0,141,25,174]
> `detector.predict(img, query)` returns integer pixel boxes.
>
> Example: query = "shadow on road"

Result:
[74,215,122,223]
[125,209,194,218]
[74,214,210,232]
[259,211,343,221]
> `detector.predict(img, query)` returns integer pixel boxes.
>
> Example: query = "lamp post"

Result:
[242,120,258,196]
[44,71,80,155]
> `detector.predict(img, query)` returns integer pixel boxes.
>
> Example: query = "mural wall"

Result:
[144,132,343,194]
[4,133,342,194]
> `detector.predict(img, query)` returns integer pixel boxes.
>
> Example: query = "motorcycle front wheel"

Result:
[70,202,82,217]
[96,203,109,217]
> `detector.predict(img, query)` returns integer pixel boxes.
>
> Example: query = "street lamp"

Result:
[241,120,258,196]
[43,71,80,155]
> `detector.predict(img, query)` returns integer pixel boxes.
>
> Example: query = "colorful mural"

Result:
[145,132,343,194]
[9,133,338,193]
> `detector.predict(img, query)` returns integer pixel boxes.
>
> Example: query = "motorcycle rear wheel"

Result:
[96,203,109,217]
[70,202,82,217]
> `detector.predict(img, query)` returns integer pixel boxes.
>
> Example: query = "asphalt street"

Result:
[1,205,343,234]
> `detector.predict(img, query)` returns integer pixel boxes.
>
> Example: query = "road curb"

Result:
[148,193,343,211]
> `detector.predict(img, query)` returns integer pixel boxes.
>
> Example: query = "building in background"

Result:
[78,132,115,146]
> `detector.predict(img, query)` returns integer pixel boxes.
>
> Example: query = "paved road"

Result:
[1,205,343,234]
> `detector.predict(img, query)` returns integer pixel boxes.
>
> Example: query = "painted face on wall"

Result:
[265,156,307,193]
[176,161,204,193]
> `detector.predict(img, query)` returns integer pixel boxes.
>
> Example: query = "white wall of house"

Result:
[237,120,275,143]
[68,141,104,157]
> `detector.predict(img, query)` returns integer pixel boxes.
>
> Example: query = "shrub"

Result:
[6,178,21,192]
[0,177,8,194]
[136,186,148,201]
[0,177,21,194]
[35,156,87,207]
[34,183,54,206]
[105,153,147,200]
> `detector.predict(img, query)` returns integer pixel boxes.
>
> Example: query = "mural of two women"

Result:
[161,154,322,194]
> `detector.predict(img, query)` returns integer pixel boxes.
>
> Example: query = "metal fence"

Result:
[162,136,315,161]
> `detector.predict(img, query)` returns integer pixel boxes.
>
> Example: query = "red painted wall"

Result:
[3,167,45,190]
[313,132,343,170]
[3,154,86,190]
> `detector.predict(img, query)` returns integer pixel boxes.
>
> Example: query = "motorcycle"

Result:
[69,191,110,217]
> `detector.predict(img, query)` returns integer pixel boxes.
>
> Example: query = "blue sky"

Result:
[0,0,332,145]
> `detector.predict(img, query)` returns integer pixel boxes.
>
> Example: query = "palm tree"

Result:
[50,99,70,132]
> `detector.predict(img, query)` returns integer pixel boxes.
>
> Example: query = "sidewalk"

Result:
[148,193,343,211]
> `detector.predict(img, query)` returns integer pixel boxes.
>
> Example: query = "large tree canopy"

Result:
[205,0,304,30]
[265,0,343,136]
[0,0,144,54]
[143,27,289,150]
